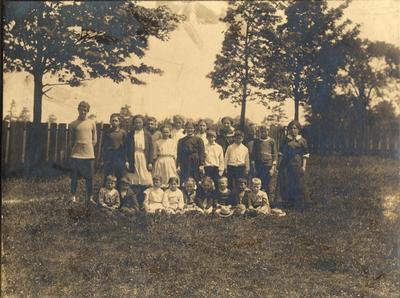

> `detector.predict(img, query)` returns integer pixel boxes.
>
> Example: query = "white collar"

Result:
[259,137,272,141]
[287,135,302,141]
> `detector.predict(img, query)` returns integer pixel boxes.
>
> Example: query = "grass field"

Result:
[1,156,400,297]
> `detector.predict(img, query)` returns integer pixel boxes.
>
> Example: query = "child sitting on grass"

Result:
[247,178,286,217]
[163,177,185,214]
[195,176,215,215]
[182,177,201,213]
[214,177,235,217]
[143,176,165,214]
[233,178,251,215]
[98,175,120,211]
[119,177,139,216]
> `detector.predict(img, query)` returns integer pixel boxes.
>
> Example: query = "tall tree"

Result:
[207,1,282,130]
[336,39,400,130]
[273,0,358,121]
[3,1,183,124]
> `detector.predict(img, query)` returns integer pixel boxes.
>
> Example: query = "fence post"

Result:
[95,123,104,168]
[21,122,27,163]
[54,124,59,162]
[2,121,10,175]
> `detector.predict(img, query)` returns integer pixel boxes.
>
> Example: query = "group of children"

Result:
[99,174,286,217]
[69,101,310,217]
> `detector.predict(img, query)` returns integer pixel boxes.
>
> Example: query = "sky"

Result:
[3,0,400,124]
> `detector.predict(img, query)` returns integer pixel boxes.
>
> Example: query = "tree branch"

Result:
[43,78,94,87]
[43,92,55,100]
[42,87,53,94]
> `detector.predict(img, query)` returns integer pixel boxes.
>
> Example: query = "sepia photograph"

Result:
[2,0,400,296]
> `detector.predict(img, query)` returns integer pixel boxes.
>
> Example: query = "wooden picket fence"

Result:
[1,121,398,177]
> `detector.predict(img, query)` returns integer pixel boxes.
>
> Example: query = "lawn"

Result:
[1,156,400,297]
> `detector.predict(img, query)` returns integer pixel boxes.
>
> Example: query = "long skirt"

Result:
[277,164,309,207]
[126,150,153,186]
[153,156,178,186]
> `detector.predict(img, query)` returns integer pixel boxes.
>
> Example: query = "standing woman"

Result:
[177,121,206,184]
[125,114,154,206]
[277,120,310,210]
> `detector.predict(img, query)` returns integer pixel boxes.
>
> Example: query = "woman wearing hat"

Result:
[277,120,310,210]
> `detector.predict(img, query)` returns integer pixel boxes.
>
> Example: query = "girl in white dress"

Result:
[162,177,185,214]
[143,176,165,213]
[125,115,154,206]
[153,125,178,188]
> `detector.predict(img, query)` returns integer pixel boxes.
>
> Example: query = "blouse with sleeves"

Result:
[163,189,185,210]
[279,135,310,167]
[143,187,164,209]
[154,138,177,160]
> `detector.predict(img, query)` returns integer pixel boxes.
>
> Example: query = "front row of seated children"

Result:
[97,175,286,217]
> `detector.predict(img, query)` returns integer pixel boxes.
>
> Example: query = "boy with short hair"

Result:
[69,100,97,207]
[224,130,250,192]
[247,178,271,215]
[233,178,252,214]
[101,113,127,192]
[251,124,277,199]
[247,178,286,216]
[98,175,120,211]
[204,130,224,188]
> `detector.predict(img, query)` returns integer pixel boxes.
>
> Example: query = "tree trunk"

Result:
[240,87,247,131]
[240,21,250,131]
[294,98,299,121]
[33,74,43,124]
[28,73,44,170]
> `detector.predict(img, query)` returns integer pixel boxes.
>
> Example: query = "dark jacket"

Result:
[119,188,139,211]
[125,129,154,173]
[195,187,214,210]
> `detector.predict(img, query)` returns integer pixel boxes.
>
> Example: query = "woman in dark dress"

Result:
[177,121,205,184]
[277,120,310,210]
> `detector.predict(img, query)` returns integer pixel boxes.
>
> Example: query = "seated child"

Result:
[195,176,215,215]
[233,178,252,215]
[247,178,286,216]
[162,177,185,214]
[182,177,201,213]
[143,176,165,213]
[98,175,120,211]
[119,177,140,216]
[213,177,235,217]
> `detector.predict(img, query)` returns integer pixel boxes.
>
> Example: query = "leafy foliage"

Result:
[3,2,184,123]
[336,39,400,116]
[208,1,283,128]
[273,0,359,120]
